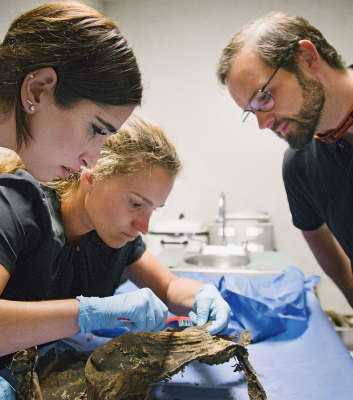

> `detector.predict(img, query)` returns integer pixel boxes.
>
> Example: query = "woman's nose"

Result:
[133,213,151,235]
[255,111,275,130]
[79,144,103,169]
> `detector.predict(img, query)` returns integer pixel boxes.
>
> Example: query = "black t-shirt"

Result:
[0,170,146,301]
[283,137,353,263]
[0,170,146,369]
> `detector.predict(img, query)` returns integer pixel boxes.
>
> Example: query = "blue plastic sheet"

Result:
[105,265,320,342]
[180,265,320,341]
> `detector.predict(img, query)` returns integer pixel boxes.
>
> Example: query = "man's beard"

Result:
[272,71,326,149]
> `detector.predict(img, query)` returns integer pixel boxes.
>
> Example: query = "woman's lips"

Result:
[60,166,80,178]
[60,166,71,179]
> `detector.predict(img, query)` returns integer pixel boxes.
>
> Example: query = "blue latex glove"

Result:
[189,284,231,335]
[77,288,168,334]
[0,377,15,400]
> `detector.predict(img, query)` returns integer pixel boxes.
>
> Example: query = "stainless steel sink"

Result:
[168,248,283,277]
[183,253,249,269]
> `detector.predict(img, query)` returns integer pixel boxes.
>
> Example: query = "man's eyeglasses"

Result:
[242,52,292,123]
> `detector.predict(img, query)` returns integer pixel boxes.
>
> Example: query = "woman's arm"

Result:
[124,250,231,334]
[0,259,170,357]
[123,249,203,316]
[0,262,80,357]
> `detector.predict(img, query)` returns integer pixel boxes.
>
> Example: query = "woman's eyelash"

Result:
[92,124,107,136]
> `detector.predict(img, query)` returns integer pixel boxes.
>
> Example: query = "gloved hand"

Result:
[189,284,231,335]
[77,288,168,334]
[0,377,15,400]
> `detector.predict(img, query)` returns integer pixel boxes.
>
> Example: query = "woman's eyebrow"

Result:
[97,116,117,133]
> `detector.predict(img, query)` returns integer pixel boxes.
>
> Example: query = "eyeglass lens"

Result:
[250,91,275,112]
[242,50,294,125]
[242,91,275,123]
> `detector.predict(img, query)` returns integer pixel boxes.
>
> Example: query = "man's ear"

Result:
[80,169,95,193]
[20,67,57,113]
[296,40,321,73]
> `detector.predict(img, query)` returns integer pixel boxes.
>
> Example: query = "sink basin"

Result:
[168,249,284,278]
[183,253,248,269]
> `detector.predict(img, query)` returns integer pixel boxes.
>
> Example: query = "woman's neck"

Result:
[0,111,18,152]
[61,188,94,245]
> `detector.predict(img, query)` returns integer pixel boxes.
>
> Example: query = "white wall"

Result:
[1,0,353,313]
[0,0,103,39]
[103,0,353,313]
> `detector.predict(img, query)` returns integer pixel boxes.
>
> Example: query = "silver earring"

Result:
[26,99,35,111]
[29,74,33,78]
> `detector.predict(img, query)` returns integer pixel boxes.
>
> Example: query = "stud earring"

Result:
[26,99,35,111]
[29,74,34,78]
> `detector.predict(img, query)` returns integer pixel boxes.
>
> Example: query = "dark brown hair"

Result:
[0,1,142,148]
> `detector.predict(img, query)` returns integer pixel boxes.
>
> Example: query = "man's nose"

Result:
[255,111,275,130]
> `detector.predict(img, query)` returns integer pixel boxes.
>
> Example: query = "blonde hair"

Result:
[0,152,26,175]
[46,114,182,199]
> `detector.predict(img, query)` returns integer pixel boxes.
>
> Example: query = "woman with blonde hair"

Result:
[0,115,230,396]
[0,1,142,181]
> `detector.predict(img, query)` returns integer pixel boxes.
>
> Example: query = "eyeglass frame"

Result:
[242,51,293,123]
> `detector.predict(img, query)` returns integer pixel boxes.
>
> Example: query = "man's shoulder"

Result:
[283,143,307,172]
[283,139,319,168]
[282,139,322,184]
[284,138,315,158]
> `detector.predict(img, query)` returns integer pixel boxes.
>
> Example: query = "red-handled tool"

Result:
[117,316,192,327]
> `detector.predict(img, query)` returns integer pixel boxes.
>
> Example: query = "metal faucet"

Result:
[218,192,226,246]
[242,240,250,265]
[186,233,207,252]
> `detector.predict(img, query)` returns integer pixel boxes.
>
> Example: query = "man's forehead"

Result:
[235,46,260,64]
[226,48,273,108]
[227,47,267,82]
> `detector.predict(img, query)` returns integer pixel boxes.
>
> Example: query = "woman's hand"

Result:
[189,285,231,335]
[77,288,168,334]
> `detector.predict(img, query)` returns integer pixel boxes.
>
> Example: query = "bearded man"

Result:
[217,12,353,308]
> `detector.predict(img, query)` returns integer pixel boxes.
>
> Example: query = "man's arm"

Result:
[302,223,353,307]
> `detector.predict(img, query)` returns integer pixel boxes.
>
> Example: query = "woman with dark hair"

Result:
[0,1,142,181]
